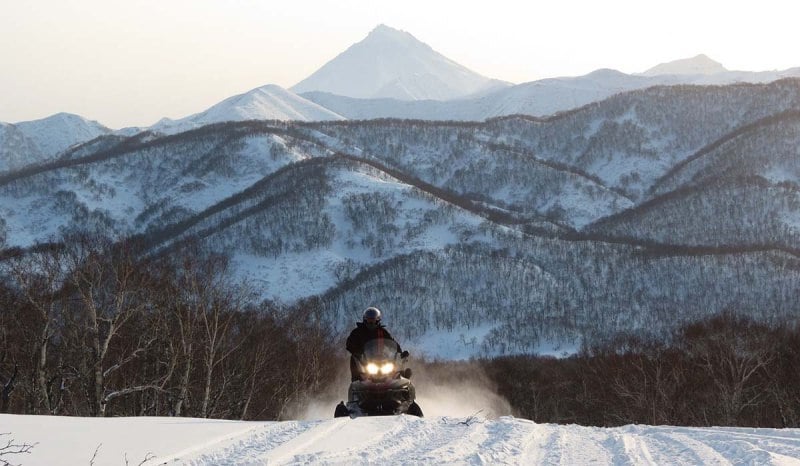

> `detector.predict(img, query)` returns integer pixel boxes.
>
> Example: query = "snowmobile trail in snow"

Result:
[6,413,800,465]
[149,416,800,465]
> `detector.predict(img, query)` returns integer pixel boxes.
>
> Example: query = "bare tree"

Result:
[155,250,250,418]
[0,432,35,466]
[680,313,778,425]
[0,365,17,414]
[0,236,337,419]
[194,257,247,418]
[153,254,210,417]
[1,245,68,414]
[61,235,159,416]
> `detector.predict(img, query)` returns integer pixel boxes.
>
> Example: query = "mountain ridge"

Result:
[151,84,344,134]
[0,113,110,172]
[641,53,728,76]
[2,78,800,358]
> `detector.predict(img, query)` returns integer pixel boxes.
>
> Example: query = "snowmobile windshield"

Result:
[362,339,399,361]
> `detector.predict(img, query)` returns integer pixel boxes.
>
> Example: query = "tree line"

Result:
[479,312,800,427]
[0,234,335,419]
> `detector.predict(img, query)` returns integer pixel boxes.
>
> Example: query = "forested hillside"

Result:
[0,80,799,359]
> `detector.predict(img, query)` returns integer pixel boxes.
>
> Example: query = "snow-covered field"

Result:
[3,413,800,465]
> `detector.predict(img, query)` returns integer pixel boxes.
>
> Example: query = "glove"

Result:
[400,350,409,359]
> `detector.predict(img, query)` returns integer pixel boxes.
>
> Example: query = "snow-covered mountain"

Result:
[641,54,800,86]
[152,84,344,134]
[137,49,800,131]
[298,69,666,121]
[0,122,43,172]
[642,53,728,76]
[0,113,110,171]
[291,24,510,101]
[4,413,800,465]
[2,80,800,357]
[14,112,110,157]
[315,79,800,202]
[585,111,800,249]
[183,50,800,127]
[301,64,800,122]
[127,66,664,128]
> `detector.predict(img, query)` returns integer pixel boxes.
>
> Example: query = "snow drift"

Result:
[3,414,800,465]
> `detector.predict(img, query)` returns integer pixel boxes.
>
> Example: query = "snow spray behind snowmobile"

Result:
[335,339,423,418]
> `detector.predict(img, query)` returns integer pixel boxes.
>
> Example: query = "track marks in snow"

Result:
[469,417,538,464]
[539,424,614,464]
[383,417,488,463]
[170,417,800,465]
[180,420,324,465]
[608,426,708,466]
[646,428,728,465]
[688,427,800,465]
[521,423,557,464]
[266,416,409,465]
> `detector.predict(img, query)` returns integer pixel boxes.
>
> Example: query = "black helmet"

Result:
[363,307,381,324]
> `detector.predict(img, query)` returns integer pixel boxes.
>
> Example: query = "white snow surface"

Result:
[14,112,110,157]
[0,113,110,171]
[152,85,344,134]
[641,54,728,76]
[291,24,509,101]
[4,413,800,465]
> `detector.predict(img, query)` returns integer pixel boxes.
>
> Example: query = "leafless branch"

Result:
[88,443,102,466]
[124,451,155,466]
[103,340,155,379]
[104,385,165,404]
[0,433,36,466]
[460,409,485,426]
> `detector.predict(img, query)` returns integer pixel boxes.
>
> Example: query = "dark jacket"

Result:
[346,322,402,356]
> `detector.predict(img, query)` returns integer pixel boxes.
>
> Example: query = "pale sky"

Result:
[1,0,796,128]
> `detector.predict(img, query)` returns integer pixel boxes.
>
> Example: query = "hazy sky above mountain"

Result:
[1,0,795,128]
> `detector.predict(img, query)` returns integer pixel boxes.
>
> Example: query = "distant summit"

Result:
[642,54,728,76]
[0,113,110,172]
[291,24,510,101]
[152,84,344,134]
[15,112,110,157]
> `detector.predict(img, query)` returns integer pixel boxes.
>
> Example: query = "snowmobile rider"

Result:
[346,307,408,381]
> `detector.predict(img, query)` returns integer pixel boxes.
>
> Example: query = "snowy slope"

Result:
[642,54,728,76]
[0,113,110,171]
[3,83,800,360]
[651,111,800,195]
[300,61,800,122]
[291,24,510,101]
[584,113,800,249]
[478,69,674,118]
[299,69,666,121]
[152,85,344,134]
[4,414,800,465]
[641,54,800,84]
[298,70,689,121]
[0,130,312,247]
[0,122,43,171]
[172,161,498,303]
[15,112,110,157]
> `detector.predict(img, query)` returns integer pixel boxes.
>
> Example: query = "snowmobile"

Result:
[335,339,423,418]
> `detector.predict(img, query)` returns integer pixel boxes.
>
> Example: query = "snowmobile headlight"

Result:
[380,363,394,375]
[366,363,379,375]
